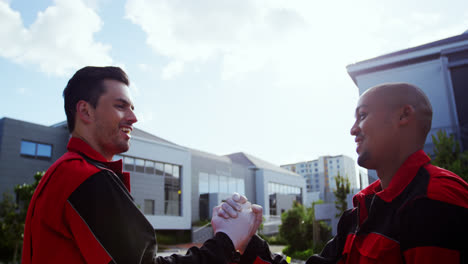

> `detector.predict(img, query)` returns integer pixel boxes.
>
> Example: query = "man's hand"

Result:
[211,193,263,253]
[217,193,248,219]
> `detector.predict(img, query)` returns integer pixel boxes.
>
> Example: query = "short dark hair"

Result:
[63,66,129,133]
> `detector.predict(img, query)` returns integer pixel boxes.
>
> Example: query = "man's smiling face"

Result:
[350,88,399,169]
[90,79,138,160]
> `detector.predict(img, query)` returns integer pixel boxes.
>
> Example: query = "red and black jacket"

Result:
[239,150,468,264]
[22,137,236,264]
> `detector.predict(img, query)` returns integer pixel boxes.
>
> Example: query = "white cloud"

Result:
[125,0,305,80]
[124,0,468,164]
[0,0,112,76]
[161,60,184,80]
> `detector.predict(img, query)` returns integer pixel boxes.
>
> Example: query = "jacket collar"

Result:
[353,150,430,223]
[355,150,430,204]
[67,137,124,176]
[377,150,430,202]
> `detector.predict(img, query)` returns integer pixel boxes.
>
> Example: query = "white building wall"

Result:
[125,136,192,230]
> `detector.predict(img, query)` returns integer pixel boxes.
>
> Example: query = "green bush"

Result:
[291,248,314,260]
[155,230,191,245]
[282,246,314,261]
[278,200,333,260]
[258,233,286,245]
[279,201,308,251]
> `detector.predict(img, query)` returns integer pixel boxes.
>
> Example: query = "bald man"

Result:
[223,83,468,264]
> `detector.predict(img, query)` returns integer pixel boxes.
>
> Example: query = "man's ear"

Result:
[76,100,94,124]
[398,104,414,125]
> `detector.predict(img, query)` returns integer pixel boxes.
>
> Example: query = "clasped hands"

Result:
[211,193,263,254]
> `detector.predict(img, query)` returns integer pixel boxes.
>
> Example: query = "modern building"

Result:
[226,152,305,217]
[347,30,468,180]
[359,168,371,188]
[0,118,69,197]
[281,155,360,206]
[0,117,305,232]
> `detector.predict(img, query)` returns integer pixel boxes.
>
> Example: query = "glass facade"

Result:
[198,172,245,195]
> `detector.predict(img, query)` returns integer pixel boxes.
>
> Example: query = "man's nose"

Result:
[127,109,138,124]
[350,122,359,136]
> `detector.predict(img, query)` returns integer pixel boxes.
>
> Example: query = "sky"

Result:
[1,0,468,167]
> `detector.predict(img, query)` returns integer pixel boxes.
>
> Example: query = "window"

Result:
[145,160,155,174]
[228,177,236,193]
[124,157,134,171]
[219,176,228,193]
[155,162,164,176]
[20,140,52,159]
[173,166,180,178]
[199,173,209,194]
[237,178,245,196]
[165,164,182,216]
[164,164,173,177]
[144,199,155,215]
[209,174,219,193]
[37,144,52,158]
[135,158,145,173]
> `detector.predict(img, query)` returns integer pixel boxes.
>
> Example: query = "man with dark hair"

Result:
[22,66,262,264]
[62,66,130,133]
[223,83,468,264]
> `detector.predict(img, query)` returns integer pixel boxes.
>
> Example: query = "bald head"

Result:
[364,82,433,143]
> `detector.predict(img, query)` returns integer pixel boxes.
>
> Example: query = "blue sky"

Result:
[1,0,468,166]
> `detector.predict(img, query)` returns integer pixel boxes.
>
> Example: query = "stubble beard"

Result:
[357,151,371,168]
[95,124,130,157]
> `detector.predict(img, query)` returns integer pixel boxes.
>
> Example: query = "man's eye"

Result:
[359,113,367,120]
[115,105,125,109]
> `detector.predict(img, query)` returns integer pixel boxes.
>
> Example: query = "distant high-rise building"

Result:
[281,155,361,206]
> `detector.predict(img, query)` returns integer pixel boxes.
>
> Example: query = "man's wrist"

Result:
[215,230,240,251]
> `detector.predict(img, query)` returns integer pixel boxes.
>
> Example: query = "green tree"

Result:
[432,130,468,182]
[0,171,43,263]
[333,173,351,217]
[279,201,332,259]
[279,201,307,252]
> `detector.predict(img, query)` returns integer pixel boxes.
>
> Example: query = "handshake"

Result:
[211,193,263,254]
